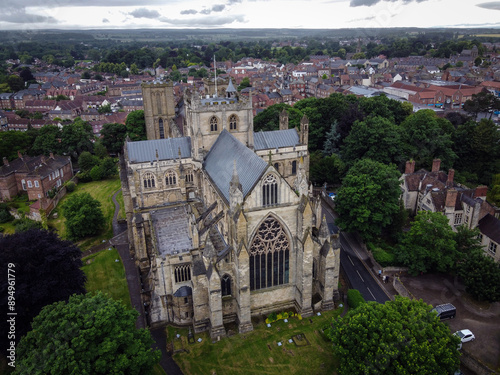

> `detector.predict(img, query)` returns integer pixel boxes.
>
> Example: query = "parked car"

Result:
[454,329,475,343]
[430,303,456,320]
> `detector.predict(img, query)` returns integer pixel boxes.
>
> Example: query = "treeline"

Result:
[254,93,500,192]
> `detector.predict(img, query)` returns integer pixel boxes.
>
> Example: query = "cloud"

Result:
[350,0,427,7]
[128,8,160,19]
[159,14,246,27]
[200,9,212,14]
[476,1,500,10]
[0,8,57,24]
[102,18,110,23]
[226,0,242,3]
[349,15,376,22]
[180,9,198,15]
[0,0,177,7]
[212,4,226,12]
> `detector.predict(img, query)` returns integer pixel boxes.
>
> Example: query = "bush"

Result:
[13,218,43,233]
[369,243,396,267]
[76,170,92,183]
[347,289,366,310]
[65,181,76,192]
[90,165,104,181]
[0,203,13,223]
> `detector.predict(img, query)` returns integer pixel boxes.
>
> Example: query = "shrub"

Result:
[13,218,43,233]
[369,243,396,267]
[65,181,76,192]
[347,289,366,310]
[0,203,13,223]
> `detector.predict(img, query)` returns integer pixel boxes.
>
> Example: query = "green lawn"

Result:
[82,248,132,309]
[170,308,343,375]
[48,177,122,251]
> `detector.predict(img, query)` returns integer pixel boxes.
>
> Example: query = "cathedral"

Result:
[120,77,340,338]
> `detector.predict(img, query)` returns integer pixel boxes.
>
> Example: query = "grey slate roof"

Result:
[204,129,267,203]
[254,129,300,150]
[127,137,191,163]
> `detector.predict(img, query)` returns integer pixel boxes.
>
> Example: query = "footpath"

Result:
[83,188,184,375]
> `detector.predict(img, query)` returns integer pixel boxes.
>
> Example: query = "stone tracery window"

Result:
[165,170,177,186]
[159,118,165,139]
[249,216,290,291]
[262,174,278,206]
[210,116,218,132]
[143,172,156,189]
[229,114,237,130]
[221,274,231,296]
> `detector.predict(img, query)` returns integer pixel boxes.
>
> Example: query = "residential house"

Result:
[0,152,73,202]
[401,159,500,263]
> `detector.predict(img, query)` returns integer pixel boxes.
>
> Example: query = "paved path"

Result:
[109,188,184,375]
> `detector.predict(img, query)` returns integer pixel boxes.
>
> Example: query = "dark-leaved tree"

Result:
[15,292,161,375]
[0,229,86,351]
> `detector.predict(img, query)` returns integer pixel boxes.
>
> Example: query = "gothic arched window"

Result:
[165,170,177,186]
[210,116,218,132]
[262,174,278,206]
[229,114,237,130]
[291,160,297,175]
[185,170,194,183]
[159,118,165,139]
[143,172,155,189]
[249,216,290,291]
[221,274,231,296]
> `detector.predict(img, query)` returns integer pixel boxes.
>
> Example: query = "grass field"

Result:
[48,177,122,251]
[169,308,343,375]
[82,247,132,309]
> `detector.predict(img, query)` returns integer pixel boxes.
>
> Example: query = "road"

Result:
[322,201,390,304]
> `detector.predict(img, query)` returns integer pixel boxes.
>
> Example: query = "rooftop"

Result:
[151,205,193,256]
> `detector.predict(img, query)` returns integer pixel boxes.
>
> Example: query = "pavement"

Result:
[109,188,184,375]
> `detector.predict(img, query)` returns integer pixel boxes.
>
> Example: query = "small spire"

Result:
[231,160,239,186]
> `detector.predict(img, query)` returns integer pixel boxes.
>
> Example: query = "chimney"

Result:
[405,160,415,174]
[49,152,54,159]
[445,189,458,208]
[431,159,441,172]
[3,157,8,166]
[447,169,454,186]
[474,186,488,200]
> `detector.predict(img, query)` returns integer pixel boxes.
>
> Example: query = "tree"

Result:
[395,211,457,275]
[100,157,118,179]
[0,229,86,351]
[100,122,128,154]
[125,110,146,141]
[328,297,460,375]
[400,109,456,170]
[253,103,302,132]
[458,250,500,302]
[463,91,500,120]
[15,292,161,375]
[335,159,401,242]
[237,77,251,91]
[78,151,99,172]
[341,116,405,168]
[30,124,61,156]
[60,118,95,158]
[63,192,105,240]
[309,151,346,187]
[0,130,35,160]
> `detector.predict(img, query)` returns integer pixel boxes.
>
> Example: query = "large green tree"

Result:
[335,159,401,241]
[341,116,405,168]
[15,292,161,375]
[253,103,302,132]
[0,130,35,160]
[125,110,146,141]
[30,124,62,156]
[63,192,105,240]
[100,122,128,154]
[0,229,85,352]
[328,297,460,375]
[60,118,95,158]
[401,109,456,170]
[395,211,457,275]
[458,249,500,302]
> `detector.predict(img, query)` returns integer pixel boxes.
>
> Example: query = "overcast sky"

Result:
[0,0,498,30]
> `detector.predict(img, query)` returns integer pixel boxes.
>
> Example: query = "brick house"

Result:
[401,159,500,262]
[0,152,73,202]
